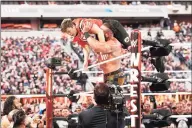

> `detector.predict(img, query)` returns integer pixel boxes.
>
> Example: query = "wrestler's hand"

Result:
[83,61,88,70]
[82,21,92,33]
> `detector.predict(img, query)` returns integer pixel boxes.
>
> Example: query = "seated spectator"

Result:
[1,96,22,128]
[142,101,152,115]
[62,108,70,118]
[12,109,28,128]
[7,109,19,126]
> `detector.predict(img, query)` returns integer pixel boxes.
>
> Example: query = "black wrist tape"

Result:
[84,32,90,39]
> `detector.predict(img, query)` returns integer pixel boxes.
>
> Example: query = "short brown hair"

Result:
[94,83,109,105]
[61,18,73,32]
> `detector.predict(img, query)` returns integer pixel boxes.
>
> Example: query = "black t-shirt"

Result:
[77,106,125,128]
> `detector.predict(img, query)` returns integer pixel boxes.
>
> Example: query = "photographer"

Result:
[77,83,125,128]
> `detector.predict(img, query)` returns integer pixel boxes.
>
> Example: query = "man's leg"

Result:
[103,19,130,49]
[104,73,126,86]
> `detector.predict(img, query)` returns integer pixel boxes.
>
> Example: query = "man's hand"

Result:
[82,21,92,33]
[68,68,79,80]
[83,46,90,70]
[83,61,88,70]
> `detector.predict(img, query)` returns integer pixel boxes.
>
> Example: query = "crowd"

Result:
[1,96,46,128]
[1,35,82,95]
[1,93,191,128]
[1,28,191,95]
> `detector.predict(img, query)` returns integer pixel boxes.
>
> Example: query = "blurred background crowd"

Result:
[1,25,191,95]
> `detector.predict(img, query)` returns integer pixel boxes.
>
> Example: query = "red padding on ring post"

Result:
[46,69,53,128]
[129,30,142,128]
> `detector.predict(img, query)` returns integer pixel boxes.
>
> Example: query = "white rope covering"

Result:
[1,94,46,98]
[140,43,191,52]
[167,115,192,118]
[125,115,192,119]
[74,42,191,73]
[73,91,93,96]
[88,77,191,83]
[74,52,130,73]
[73,91,191,96]
[140,70,192,73]
[73,83,191,96]
[142,78,191,82]
[82,70,192,74]
[169,43,191,46]
[124,92,191,96]
[143,43,191,49]
[4,91,190,98]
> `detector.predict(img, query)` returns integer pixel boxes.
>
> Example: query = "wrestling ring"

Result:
[44,31,192,128]
[2,32,191,128]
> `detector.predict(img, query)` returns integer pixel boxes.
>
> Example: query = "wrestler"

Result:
[81,22,127,85]
[61,18,104,69]
[60,18,130,69]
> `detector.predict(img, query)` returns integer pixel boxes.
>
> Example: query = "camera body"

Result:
[45,57,62,69]
[142,108,172,128]
[106,84,125,114]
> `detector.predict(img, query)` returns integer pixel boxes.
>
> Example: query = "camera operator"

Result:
[77,83,125,128]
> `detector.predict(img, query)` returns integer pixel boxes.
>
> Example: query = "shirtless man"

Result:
[61,18,130,70]
[81,22,126,85]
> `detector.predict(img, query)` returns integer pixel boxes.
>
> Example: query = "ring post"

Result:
[129,30,142,128]
[46,68,53,128]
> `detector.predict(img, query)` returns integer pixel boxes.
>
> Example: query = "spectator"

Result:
[1,96,22,128]
[12,109,27,127]
[142,101,152,115]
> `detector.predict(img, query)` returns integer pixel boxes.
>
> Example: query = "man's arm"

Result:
[83,45,91,69]
[90,24,105,42]
[86,36,119,54]
[81,20,105,42]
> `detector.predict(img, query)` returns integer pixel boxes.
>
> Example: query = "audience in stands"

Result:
[1,25,191,94]
[1,94,191,128]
